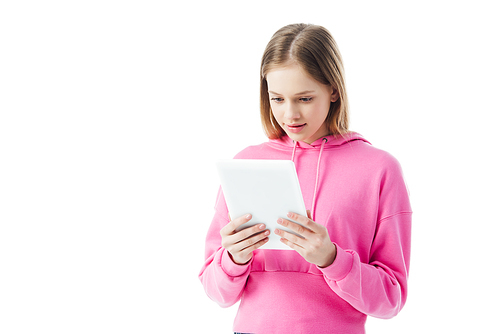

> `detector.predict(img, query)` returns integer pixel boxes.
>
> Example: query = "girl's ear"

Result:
[331,87,340,103]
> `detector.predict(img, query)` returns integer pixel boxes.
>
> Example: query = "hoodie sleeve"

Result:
[198,188,252,308]
[318,155,412,319]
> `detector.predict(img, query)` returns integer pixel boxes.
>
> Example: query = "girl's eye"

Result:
[271,97,284,103]
[300,97,313,102]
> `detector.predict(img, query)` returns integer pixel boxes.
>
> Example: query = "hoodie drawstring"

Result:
[290,137,328,221]
[311,138,327,221]
[291,140,298,162]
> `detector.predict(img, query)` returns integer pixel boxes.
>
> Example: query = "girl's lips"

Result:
[285,123,306,133]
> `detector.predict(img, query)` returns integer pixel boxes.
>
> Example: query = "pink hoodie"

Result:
[199,133,412,333]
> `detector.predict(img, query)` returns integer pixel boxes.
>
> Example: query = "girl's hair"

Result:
[260,23,349,139]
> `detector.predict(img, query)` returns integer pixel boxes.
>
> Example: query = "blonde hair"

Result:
[260,23,349,139]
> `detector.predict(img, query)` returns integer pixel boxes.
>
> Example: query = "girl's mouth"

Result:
[285,123,306,133]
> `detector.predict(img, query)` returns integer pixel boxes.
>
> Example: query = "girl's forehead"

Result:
[267,64,324,93]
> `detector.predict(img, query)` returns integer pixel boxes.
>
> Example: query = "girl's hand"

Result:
[220,214,270,265]
[274,211,337,268]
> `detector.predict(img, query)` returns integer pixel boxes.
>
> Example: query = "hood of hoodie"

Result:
[267,131,371,150]
[264,132,370,221]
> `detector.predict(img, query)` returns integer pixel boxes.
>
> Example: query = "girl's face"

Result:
[266,63,338,144]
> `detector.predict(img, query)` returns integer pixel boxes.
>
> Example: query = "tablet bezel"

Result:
[216,159,308,250]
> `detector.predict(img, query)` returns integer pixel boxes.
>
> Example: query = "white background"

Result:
[1,1,499,333]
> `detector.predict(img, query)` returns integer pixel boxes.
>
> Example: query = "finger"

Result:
[278,235,302,252]
[234,229,270,252]
[238,235,270,257]
[222,223,268,251]
[232,223,267,244]
[306,210,312,220]
[220,213,252,236]
[274,228,306,248]
[277,217,313,238]
[285,212,320,233]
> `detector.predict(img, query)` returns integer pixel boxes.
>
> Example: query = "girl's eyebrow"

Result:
[268,90,316,95]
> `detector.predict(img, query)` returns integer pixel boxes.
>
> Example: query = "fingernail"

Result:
[259,224,265,230]
[246,214,252,219]
[274,229,280,235]
[277,218,283,224]
[287,212,293,218]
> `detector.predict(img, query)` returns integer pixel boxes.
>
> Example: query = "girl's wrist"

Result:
[318,244,337,268]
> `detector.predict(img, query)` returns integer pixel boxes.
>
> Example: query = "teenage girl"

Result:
[199,23,412,334]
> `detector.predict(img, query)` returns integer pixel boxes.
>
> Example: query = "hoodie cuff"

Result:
[220,249,252,277]
[317,243,353,281]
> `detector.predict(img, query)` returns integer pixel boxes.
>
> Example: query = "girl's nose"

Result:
[284,102,300,120]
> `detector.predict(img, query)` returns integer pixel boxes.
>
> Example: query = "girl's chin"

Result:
[285,131,329,145]
[286,132,311,144]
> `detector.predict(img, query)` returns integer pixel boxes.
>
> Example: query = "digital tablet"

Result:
[216,159,307,250]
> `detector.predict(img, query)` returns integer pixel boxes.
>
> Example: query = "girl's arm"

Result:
[319,212,411,319]
[276,211,411,319]
[276,155,412,319]
[198,210,250,308]
[317,153,412,319]
[199,189,269,307]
